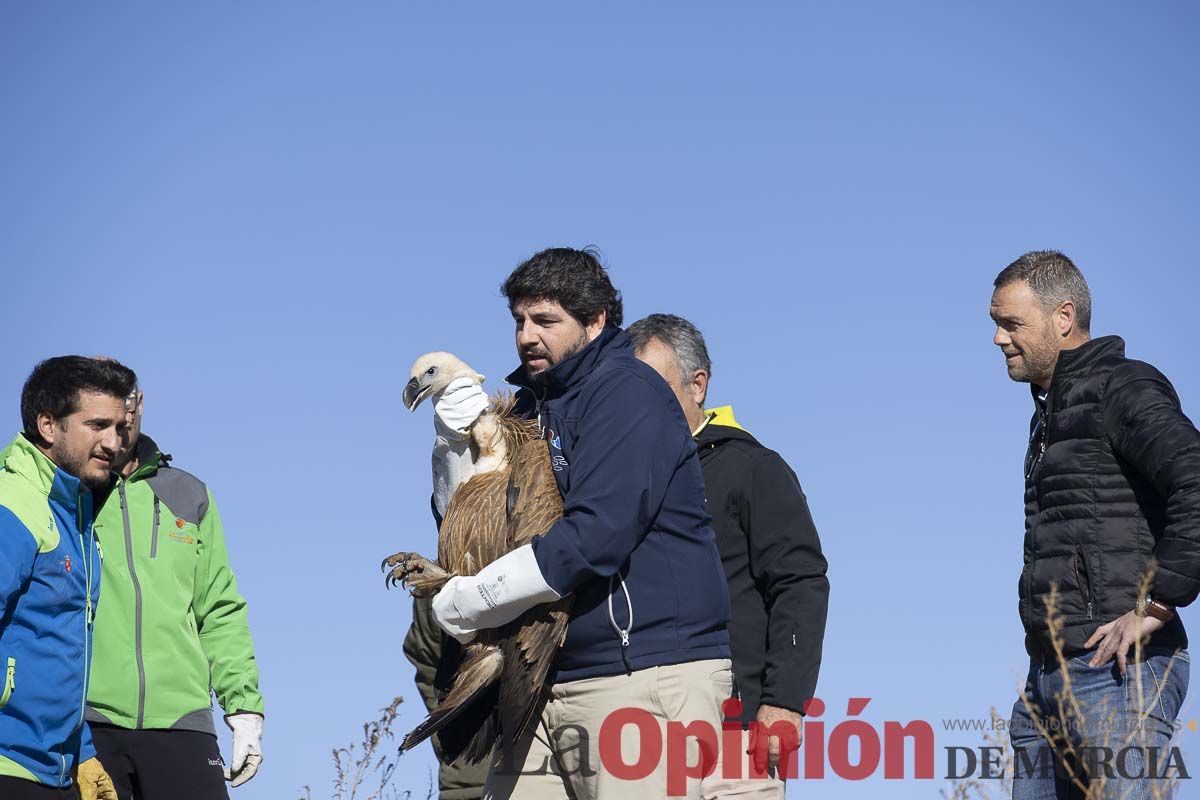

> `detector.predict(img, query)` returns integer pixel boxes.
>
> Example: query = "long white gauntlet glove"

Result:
[432,544,560,644]
[432,377,490,517]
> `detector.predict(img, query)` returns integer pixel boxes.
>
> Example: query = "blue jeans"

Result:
[1010,648,1190,799]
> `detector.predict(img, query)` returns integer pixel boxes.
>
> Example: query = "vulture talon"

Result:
[380,552,439,594]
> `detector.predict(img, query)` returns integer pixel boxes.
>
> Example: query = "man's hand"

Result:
[1084,609,1165,674]
[433,378,489,439]
[75,757,118,800]
[224,713,264,787]
[748,704,803,777]
[430,544,559,643]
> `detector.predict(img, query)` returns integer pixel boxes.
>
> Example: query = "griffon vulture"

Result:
[382,352,571,764]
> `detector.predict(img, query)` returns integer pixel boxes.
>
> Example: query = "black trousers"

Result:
[0,776,80,799]
[90,725,229,800]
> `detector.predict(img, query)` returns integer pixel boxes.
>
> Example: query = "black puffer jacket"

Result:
[696,409,828,723]
[1020,336,1200,658]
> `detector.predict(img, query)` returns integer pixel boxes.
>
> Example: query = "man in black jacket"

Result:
[991,250,1199,799]
[424,249,733,800]
[629,314,829,798]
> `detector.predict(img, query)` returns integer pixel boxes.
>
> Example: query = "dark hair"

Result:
[626,313,712,379]
[994,250,1092,333]
[501,247,623,327]
[21,356,138,447]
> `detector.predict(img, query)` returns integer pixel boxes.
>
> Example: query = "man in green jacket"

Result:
[86,378,265,799]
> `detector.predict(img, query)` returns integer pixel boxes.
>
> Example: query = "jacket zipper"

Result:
[0,657,14,708]
[150,496,160,558]
[65,499,94,786]
[1074,545,1094,620]
[119,482,149,727]
[1024,393,1051,631]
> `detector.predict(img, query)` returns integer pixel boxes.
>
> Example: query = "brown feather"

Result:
[399,393,571,764]
[496,438,570,753]
[399,644,503,753]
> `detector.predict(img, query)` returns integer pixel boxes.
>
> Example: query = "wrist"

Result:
[1137,596,1175,622]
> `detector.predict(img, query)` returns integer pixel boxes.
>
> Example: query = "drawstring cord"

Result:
[607,574,633,672]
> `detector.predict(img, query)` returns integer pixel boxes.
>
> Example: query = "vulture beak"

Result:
[403,377,428,412]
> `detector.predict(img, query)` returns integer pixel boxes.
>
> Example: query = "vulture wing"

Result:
[402,462,513,760]
[496,436,571,753]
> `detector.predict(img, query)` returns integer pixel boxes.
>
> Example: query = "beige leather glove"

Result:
[76,757,118,800]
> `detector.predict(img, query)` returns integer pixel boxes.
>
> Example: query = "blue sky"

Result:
[3,2,1199,797]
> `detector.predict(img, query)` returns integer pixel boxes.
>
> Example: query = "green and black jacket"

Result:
[86,435,264,734]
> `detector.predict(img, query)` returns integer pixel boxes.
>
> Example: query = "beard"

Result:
[1006,328,1061,386]
[50,438,111,492]
[528,329,591,384]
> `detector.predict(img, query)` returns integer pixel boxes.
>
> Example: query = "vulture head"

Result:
[404,352,486,411]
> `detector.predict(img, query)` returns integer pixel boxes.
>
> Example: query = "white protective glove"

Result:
[432,544,560,644]
[224,712,263,787]
[432,377,490,517]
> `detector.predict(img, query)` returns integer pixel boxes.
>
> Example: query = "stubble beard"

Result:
[50,432,110,492]
[1008,329,1060,387]
[529,328,592,384]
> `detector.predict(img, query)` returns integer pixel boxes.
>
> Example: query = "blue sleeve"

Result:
[79,720,96,763]
[0,506,39,621]
[531,371,688,594]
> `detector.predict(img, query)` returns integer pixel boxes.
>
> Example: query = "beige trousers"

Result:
[484,658,733,800]
[699,727,786,799]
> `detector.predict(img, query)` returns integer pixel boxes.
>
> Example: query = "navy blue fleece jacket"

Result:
[508,326,731,682]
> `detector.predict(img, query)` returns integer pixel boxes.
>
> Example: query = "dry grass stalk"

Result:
[944,567,1186,799]
[299,697,434,800]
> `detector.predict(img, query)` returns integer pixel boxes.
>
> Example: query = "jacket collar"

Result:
[506,325,627,397]
[3,433,86,511]
[702,406,747,434]
[1030,335,1125,403]
[695,406,758,447]
[123,433,168,482]
[1054,335,1124,379]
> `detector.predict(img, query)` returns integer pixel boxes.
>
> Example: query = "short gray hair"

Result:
[626,313,712,379]
[994,250,1092,332]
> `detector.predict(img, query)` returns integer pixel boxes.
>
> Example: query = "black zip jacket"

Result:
[509,326,732,682]
[695,413,829,723]
[1020,335,1200,658]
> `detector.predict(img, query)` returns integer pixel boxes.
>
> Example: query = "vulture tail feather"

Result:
[400,645,504,753]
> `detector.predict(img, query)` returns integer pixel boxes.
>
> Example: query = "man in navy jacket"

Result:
[428,248,733,799]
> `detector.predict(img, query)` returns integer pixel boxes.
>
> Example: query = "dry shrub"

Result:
[300,697,434,800]
[944,571,1187,799]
